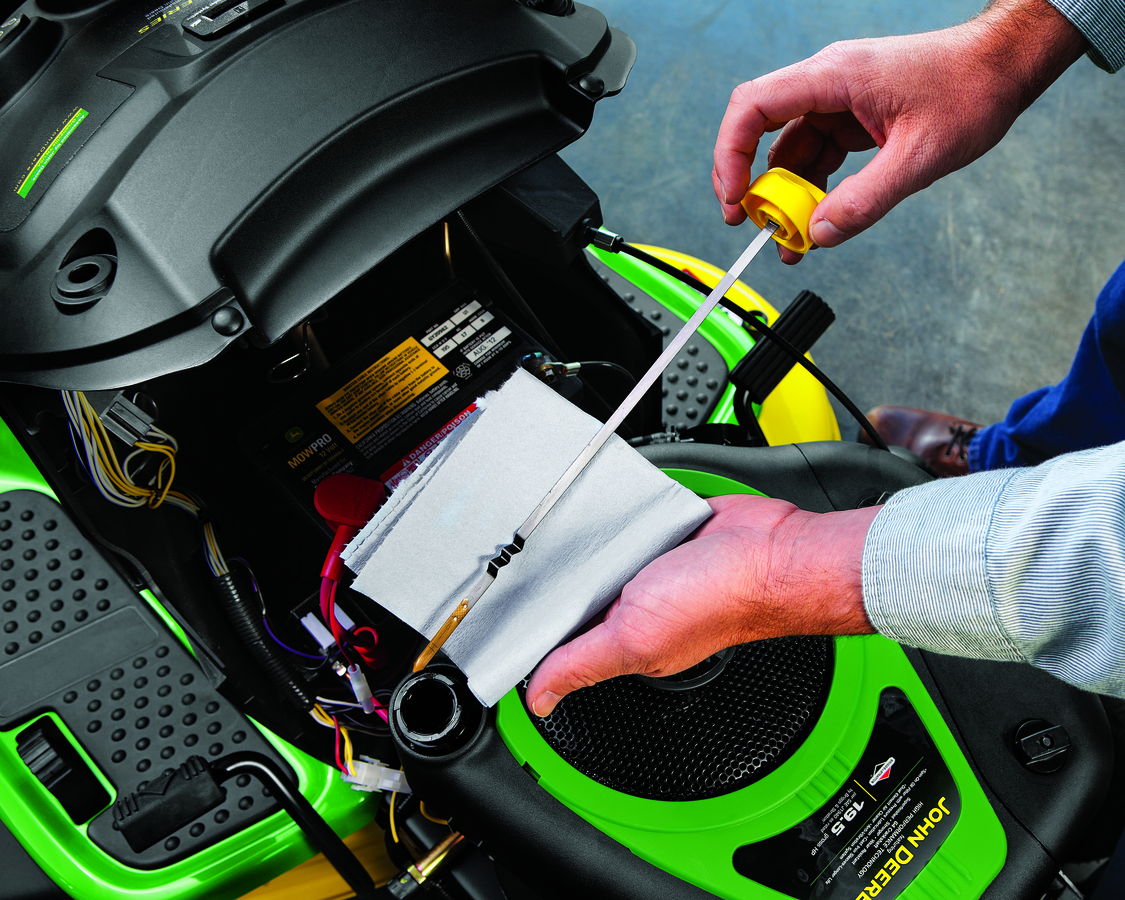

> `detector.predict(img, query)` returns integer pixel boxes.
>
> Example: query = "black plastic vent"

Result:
[522,638,833,801]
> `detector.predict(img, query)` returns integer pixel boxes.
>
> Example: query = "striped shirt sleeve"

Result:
[1047,0,1125,72]
[862,441,1125,697]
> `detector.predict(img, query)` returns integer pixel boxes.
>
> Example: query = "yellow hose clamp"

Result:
[741,168,826,254]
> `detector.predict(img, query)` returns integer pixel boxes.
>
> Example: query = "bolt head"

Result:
[578,73,604,95]
[211,307,244,336]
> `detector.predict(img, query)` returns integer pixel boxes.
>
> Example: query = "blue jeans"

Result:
[969,258,1125,472]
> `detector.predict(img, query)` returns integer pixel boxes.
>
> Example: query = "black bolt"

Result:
[578,73,604,95]
[211,307,244,336]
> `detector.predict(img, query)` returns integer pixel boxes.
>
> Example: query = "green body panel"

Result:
[0,711,374,900]
[0,415,57,499]
[496,469,1007,900]
[590,247,758,425]
[498,637,1005,900]
[0,414,374,900]
[661,469,766,498]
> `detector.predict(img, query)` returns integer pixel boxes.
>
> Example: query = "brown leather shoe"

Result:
[858,406,981,477]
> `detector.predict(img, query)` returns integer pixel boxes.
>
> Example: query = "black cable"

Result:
[211,571,317,712]
[576,359,637,389]
[615,238,889,452]
[738,312,890,451]
[215,753,378,900]
[455,209,565,360]
[732,390,769,447]
[618,241,697,286]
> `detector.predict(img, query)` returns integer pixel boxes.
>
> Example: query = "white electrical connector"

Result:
[331,605,357,631]
[346,663,376,714]
[300,612,336,652]
[342,756,410,793]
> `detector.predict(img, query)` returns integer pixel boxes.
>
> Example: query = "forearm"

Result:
[864,442,1125,697]
[755,505,878,640]
[970,0,1089,111]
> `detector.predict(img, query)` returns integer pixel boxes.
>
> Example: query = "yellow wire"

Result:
[134,442,176,507]
[79,395,138,496]
[419,802,449,826]
[342,724,355,775]
[389,792,399,843]
[73,392,180,508]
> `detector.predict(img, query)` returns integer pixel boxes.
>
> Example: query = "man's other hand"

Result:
[713,0,1087,264]
[526,494,880,717]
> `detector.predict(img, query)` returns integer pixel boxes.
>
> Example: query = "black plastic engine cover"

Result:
[394,443,1115,900]
[0,0,634,388]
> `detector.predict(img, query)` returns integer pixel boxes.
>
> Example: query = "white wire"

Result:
[64,391,145,508]
[146,424,178,452]
[61,389,227,576]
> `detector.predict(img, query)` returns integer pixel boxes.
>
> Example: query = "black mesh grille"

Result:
[522,638,833,801]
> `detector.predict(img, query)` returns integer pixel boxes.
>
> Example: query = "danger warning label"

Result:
[316,338,448,444]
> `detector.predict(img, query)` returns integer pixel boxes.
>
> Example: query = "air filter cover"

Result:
[522,637,833,801]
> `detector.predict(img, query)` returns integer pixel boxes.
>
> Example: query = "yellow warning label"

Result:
[316,338,448,444]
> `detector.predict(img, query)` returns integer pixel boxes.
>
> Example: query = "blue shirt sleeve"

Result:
[862,441,1125,697]
[1047,0,1125,72]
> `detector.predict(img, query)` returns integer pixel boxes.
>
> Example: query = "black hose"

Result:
[211,572,316,712]
[216,753,377,900]
[617,239,889,452]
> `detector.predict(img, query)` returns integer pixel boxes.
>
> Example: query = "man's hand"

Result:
[713,0,1087,264]
[525,494,881,717]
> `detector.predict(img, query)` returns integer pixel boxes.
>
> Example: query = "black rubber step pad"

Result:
[0,490,295,869]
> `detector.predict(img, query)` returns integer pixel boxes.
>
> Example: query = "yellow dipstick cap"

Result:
[741,168,826,254]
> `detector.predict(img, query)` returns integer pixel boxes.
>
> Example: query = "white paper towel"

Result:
[343,368,712,706]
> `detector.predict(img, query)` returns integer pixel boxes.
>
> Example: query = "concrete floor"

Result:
[560,0,1125,435]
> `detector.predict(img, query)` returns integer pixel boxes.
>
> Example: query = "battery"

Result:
[241,280,540,527]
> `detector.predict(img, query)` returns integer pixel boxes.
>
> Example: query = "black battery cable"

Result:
[584,230,890,452]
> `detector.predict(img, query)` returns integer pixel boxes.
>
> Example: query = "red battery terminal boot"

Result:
[314,474,386,581]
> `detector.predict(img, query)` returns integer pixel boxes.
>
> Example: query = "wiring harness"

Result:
[61,390,382,777]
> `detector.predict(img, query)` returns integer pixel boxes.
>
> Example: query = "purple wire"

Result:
[67,423,93,481]
[230,557,259,593]
[230,556,323,661]
[261,615,325,660]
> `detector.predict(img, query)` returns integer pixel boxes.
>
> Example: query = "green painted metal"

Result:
[590,246,758,426]
[0,411,377,899]
[495,464,1007,900]
[497,635,1005,900]
[661,468,766,499]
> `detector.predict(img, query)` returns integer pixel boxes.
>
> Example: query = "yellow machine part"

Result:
[741,168,825,255]
[632,244,840,445]
[241,820,398,900]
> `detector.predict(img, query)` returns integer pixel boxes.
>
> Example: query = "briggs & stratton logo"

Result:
[869,757,895,786]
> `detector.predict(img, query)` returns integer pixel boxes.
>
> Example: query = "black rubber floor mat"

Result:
[586,251,729,432]
[0,490,295,869]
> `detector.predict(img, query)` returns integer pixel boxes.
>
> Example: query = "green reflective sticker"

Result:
[17,108,88,199]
